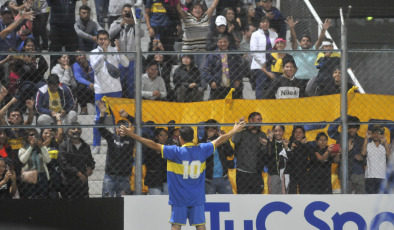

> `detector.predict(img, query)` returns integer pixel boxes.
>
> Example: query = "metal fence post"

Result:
[340,7,349,194]
[133,6,143,195]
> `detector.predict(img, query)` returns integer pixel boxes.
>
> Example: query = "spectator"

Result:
[35,74,77,126]
[328,116,365,194]
[250,16,277,99]
[74,5,103,51]
[109,4,143,99]
[47,0,78,55]
[18,128,51,198]
[199,119,234,194]
[314,38,341,90]
[231,112,268,194]
[316,66,354,96]
[144,128,168,195]
[176,0,219,71]
[98,103,134,197]
[6,58,24,98]
[173,54,203,102]
[206,15,236,51]
[108,0,134,27]
[58,123,95,198]
[20,37,49,85]
[286,16,331,83]
[309,132,339,194]
[238,24,257,90]
[286,126,312,194]
[0,157,17,199]
[146,46,177,101]
[90,29,129,154]
[145,0,177,51]
[255,0,286,39]
[141,62,167,100]
[238,3,259,31]
[31,0,50,50]
[362,126,390,194]
[0,129,12,159]
[51,55,77,93]
[265,125,290,194]
[94,0,109,28]
[40,116,64,198]
[203,34,243,100]
[222,7,241,35]
[263,58,305,99]
[262,38,294,80]
[215,0,242,16]
[0,95,35,177]
[72,50,95,115]
[0,7,34,58]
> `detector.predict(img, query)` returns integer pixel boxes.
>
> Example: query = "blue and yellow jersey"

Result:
[145,0,170,27]
[162,142,215,206]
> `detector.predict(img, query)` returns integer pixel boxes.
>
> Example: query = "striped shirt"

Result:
[182,12,210,51]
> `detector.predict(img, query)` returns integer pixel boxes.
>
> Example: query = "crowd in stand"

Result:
[0,0,392,199]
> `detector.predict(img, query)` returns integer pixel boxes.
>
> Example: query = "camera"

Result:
[125,12,131,18]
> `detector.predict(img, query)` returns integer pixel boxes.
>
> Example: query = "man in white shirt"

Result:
[250,16,278,99]
[142,62,167,100]
[90,30,129,154]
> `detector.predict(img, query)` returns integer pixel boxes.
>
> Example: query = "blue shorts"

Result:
[170,205,205,226]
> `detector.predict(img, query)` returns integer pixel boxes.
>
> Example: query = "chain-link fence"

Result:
[0,0,393,199]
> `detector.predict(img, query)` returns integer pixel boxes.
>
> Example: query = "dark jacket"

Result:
[143,145,167,188]
[284,141,312,177]
[173,64,201,90]
[22,55,49,84]
[98,116,135,176]
[58,138,95,185]
[255,6,286,39]
[35,84,75,115]
[47,0,77,28]
[203,49,243,87]
[266,140,289,175]
[200,134,234,180]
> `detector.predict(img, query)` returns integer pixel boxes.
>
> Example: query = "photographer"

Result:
[109,4,143,99]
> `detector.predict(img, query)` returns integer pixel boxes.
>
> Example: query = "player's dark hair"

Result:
[282,57,297,68]
[179,126,194,143]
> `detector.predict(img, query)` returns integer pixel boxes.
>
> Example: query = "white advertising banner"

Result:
[124,195,394,230]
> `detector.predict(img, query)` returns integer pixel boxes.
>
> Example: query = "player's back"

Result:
[162,142,215,206]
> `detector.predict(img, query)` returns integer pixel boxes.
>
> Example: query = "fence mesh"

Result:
[0,0,393,199]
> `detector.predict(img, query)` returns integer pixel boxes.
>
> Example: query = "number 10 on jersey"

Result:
[182,160,202,179]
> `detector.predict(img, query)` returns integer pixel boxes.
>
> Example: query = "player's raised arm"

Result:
[121,125,163,152]
[211,121,246,147]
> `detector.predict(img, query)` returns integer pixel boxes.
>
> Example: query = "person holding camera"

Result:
[109,4,143,99]
[362,125,391,194]
[18,128,51,198]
